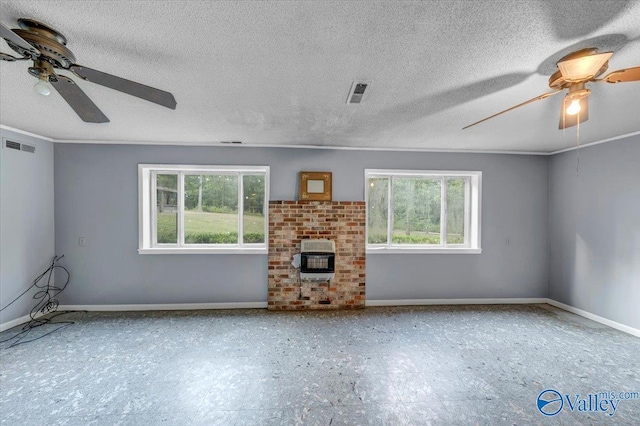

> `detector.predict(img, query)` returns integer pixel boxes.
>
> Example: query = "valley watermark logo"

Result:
[537,389,564,416]
[537,389,639,417]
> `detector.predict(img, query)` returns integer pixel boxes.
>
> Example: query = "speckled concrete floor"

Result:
[1,304,638,425]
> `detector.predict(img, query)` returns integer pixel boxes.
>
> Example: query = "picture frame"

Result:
[299,171,332,201]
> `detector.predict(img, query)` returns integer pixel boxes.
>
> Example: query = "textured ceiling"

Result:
[1,0,639,153]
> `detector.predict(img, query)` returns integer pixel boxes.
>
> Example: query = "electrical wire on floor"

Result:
[0,255,74,348]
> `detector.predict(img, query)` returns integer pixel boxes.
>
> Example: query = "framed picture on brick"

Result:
[299,171,332,201]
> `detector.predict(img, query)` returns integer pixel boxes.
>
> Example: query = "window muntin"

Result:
[139,165,269,253]
[365,170,481,253]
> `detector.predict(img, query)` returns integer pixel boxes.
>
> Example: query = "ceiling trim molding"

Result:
[3,124,638,156]
[550,130,640,156]
[0,124,55,142]
[50,138,551,156]
[210,143,549,156]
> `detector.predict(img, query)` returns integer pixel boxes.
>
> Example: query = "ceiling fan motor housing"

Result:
[7,19,76,68]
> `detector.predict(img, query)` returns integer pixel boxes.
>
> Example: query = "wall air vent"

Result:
[3,140,36,154]
[347,81,371,104]
[5,140,21,151]
[220,141,243,144]
[21,144,36,154]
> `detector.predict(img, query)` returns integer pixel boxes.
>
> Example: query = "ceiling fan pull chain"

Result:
[576,115,580,177]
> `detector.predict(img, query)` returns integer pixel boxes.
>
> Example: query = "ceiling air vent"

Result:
[21,144,36,154]
[347,81,371,104]
[5,140,21,150]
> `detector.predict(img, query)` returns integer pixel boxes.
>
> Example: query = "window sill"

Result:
[366,247,482,254]
[138,247,267,255]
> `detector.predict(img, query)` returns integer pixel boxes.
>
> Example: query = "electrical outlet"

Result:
[79,237,86,247]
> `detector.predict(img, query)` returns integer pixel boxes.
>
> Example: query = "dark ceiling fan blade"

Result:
[559,96,589,130]
[462,90,563,130]
[0,21,39,56]
[0,52,24,61]
[598,66,640,83]
[70,65,177,109]
[50,75,109,123]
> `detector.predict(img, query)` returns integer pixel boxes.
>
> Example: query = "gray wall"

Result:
[0,129,55,326]
[3,133,634,330]
[549,135,640,330]
[54,144,549,305]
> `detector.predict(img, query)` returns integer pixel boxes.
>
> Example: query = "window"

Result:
[365,169,481,253]
[138,164,269,254]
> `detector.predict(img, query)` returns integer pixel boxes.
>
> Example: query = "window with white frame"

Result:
[138,164,269,254]
[365,169,481,253]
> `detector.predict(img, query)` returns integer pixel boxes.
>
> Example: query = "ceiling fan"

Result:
[463,48,640,130]
[0,18,176,123]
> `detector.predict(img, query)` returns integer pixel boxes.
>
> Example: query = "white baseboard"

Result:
[0,311,46,333]
[366,298,639,338]
[365,297,548,306]
[0,302,266,332]
[546,299,640,338]
[56,301,268,312]
[4,299,637,339]
[0,314,31,332]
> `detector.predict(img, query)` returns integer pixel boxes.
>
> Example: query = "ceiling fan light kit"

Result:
[464,48,639,130]
[563,84,590,115]
[0,18,177,123]
[33,78,51,96]
[566,99,581,115]
[556,51,613,82]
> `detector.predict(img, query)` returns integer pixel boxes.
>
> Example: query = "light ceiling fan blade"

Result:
[50,74,110,123]
[70,65,177,110]
[559,96,589,130]
[0,21,39,56]
[463,90,563,130]
[598,66,640,83]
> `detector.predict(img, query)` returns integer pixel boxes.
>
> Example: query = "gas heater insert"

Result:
[300,239,335,281]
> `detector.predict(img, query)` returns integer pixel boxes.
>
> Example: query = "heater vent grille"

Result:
[301,239,335,253]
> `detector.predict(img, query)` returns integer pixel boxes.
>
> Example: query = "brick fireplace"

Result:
[267,201,366,310]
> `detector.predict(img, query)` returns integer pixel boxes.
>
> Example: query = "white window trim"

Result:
[138,164,269,254]
[364,169,482,254]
